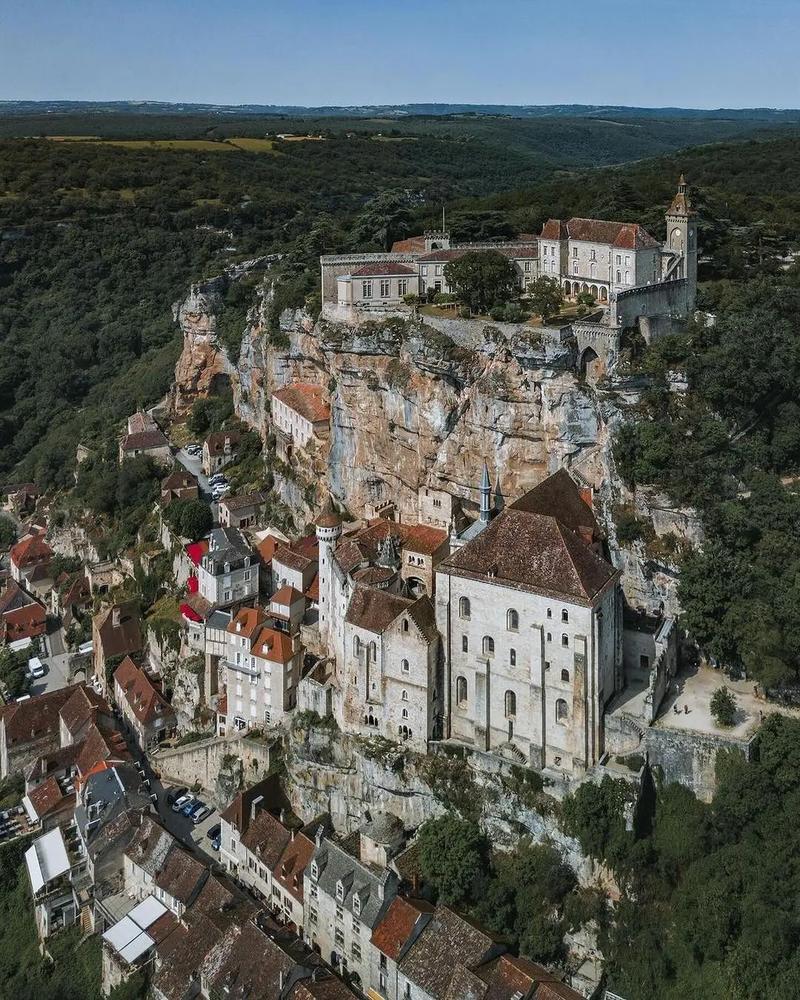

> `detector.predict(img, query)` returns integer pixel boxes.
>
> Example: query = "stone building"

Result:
[159,469,199,506]
[119,411,171,468]
[196,526,259,609]
[202,428,241,475]
[225,605,302,731]
[436,468,623,777]
[218,490,266,530]
[92,601,143,694]
[304,816,400,993]
[0,685,76,778]
[272,382,331,460]
[320,177,698,339]
[113,655,177,751]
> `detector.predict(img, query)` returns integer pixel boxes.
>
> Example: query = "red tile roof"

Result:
[360,518,448,557]
[121,429,169,452]
[10,532,52,570]
[3,600,46,641]
[204,429,241,456]
[271,584,304,606]
[27,775,72,820]
[227,606,267,640]
[252,627,294,664]
[257,535,280,564]
[60,684,111,738]
[114,656,175,726]
[372,896,432,961]
[95,601,143,660]
[272,383,330,425]
[304,573,320,602]
[0,685,76,747]
[540,217,659,250]
[351,262,417,277]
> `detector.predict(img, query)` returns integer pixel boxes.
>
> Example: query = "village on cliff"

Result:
[0,178,779,1000]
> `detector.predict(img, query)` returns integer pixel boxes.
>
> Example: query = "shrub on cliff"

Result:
[710,686,737,727]
[417,815,489,907]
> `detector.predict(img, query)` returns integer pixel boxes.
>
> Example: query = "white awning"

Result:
[24,828,70,894]
[102,893,167,964]
[22,794,38,824]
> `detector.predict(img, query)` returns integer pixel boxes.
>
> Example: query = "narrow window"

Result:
[561,668,570,682]
[456,676,468,705]
[556,698,568,723]
[561,609,569,623]
[482,635,495,656]
[459,596,471,619]
[401,658,410,673]
[509,648,516,666]
[506,609,519,631]
[505,690,517,717]
[561,634,569,647]
[461,635,468,653]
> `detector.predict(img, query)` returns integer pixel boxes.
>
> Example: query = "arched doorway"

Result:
[580,346,601,382]
[599,287,608,303]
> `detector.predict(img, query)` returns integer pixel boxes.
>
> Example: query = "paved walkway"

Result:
[654,664,800,740]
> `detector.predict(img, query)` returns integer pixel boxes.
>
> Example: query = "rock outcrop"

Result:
[170,271,696,613]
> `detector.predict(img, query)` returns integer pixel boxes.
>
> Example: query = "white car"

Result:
[212,485,230,499]
[192,805,212,825]
[171,793,194,814]
[185,443,201,457]
[208,473,228,486]
[27,656,46,679]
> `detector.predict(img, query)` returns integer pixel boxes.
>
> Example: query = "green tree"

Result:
[526,276,563,320]
[710,686,737,727]
[164,498,213,540]
[417,815,489,907]
[442,250,518,314]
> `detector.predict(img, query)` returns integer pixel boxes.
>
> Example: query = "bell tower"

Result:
[665,174,697,308]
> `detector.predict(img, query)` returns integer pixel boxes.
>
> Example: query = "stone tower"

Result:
[665,174,698,308]
[315,496,343,644]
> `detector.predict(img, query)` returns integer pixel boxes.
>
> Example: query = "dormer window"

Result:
[353,893,361,916]
[310,861,319,881]
[224,562,231,575]
[336,880,345,902]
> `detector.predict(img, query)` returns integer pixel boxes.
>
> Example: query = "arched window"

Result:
[402,707,409,720]
[507,609,519,631]
[546,632,552,643]
[509,648,516,667]
[482,635,495,656]
[561,668,570,682]
[401,658,410,673]
[456,676,468,705]
[561,634,569,647]
[462,635,469,653]
[401,689,409,702]
[547,608,552,619]
[561,609,569,623]
[459,597,471,619]
[402,619,409,632]
[369,641,377,661]
[505,690,517,717]
[353,636,360,656]
[556,698,568,723]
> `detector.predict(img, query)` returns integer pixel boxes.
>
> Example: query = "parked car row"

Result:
[209,473,230,500]
[170,791,212,825]
[0,805,26,841]
[185,443,202,458]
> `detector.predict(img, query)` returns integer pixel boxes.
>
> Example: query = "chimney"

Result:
[315,824,324,847]
[250,794,264,823]
[112,606,121,628]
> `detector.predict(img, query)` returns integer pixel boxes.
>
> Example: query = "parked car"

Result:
[211,834,221,851]
[206,823,222,842]
[166,786,188,807]
[172,794,194,814]
[211,486,230,500]
[181,798,201,817]
[208,473,227,485]
[192,805,212,825]
[27,656,46,679]
[187,800,207,821]
[185,443,201,457]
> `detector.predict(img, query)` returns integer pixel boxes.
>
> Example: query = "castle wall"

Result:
[611,278,691,339]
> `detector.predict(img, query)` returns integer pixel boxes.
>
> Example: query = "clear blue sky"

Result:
[2,0,798,109]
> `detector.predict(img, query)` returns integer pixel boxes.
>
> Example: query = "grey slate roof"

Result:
[307,835,396,931]
[204,527,259,574]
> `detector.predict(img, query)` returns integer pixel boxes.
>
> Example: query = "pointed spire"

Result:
[480,461,493,524]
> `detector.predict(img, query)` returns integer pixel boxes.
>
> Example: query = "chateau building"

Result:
[196,526,259,609]
[435,468,623,776]
[319,176,697,336]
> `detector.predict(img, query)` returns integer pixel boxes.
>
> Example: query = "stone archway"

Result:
[599,287,608,303]
[580,346,602,382]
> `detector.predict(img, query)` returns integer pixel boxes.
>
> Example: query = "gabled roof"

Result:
[372,896,434,961]
[219,775,286,834]
[204,429,241,456]
[121,429,169,452]
[26,775,73,820]
[0,685,76,748]
[271,584,305,606]
[227,606,267,641]
[240,809,292,870]
[273,819,328,903]
[95,601,143,660]
[540,217,659,250]
[272,383,330,424]
[252,627,294,664]
[10,532,52,569]
[441,509,617,605]
[344,586,415,636]
[60,684,112,737]
[161,469,197,491]
[273,545,316,573]
[0,579,39,615]
[509,469,597,540]
[350,262,417,277]
[114,656,175,726]
[398,905,500,1000]
[357,518,448,557]
[220,491,266,512]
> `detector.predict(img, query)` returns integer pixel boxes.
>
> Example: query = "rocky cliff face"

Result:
[170,271,692,614]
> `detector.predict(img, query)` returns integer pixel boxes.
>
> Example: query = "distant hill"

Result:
[2,100,800,122]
